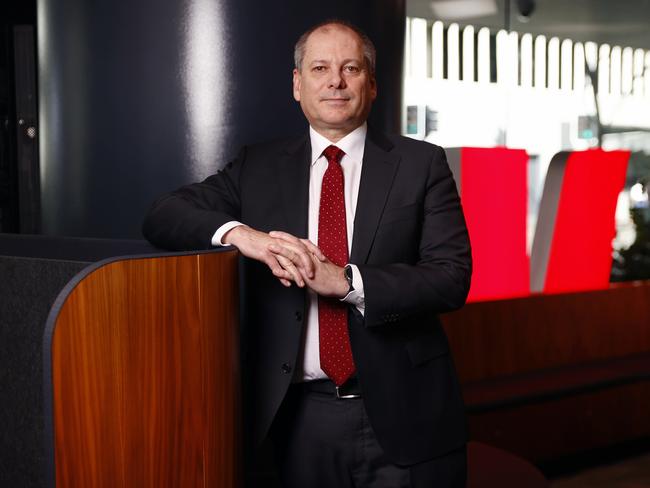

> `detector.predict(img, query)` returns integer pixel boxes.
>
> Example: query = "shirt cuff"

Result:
[341,264,365,316]
[211,221,244,247]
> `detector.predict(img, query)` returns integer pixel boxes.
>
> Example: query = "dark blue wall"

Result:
[38,0,405,238]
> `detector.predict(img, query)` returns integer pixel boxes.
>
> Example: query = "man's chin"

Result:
[319,114,357,128]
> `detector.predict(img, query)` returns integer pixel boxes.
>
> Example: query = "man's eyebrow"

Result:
[308,58,363,66]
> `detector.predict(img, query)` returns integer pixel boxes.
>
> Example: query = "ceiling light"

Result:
[430,0,498,20]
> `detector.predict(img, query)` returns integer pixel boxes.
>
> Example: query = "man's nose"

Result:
[328,70,346,89]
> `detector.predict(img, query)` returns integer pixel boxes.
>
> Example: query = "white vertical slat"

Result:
[561,39,573,90]
[573,43,585,93]
[534,35,547,88]
[404,18,412,77]
[584,42,598,73]
[432,21,444,80]
[610,46,622,96]
[633,49,645,96]
[621,47,633,95]
[520,33,533,88]
[496,29,508,84]
[645,52,650,98]
[447,23,460,81]
[598,44,610,95]
[410,18,428,79]
[477,27,490,84]
[462,25,475,82]
[509,31,519,86]
[548,37,560,90]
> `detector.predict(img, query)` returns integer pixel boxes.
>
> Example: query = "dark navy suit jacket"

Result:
[142,128,472,465]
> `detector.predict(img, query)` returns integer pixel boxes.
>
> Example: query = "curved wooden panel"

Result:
[49,251,240,487]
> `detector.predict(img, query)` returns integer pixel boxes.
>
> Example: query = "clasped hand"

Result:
[223,226,349,298]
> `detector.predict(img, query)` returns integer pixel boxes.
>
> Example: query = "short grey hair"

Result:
[294,19,376,76]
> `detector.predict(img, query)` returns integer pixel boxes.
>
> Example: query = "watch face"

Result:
[345,265,353,286]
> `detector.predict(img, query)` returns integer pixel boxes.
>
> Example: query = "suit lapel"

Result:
[350,129,400,264]
[277,134,311,238]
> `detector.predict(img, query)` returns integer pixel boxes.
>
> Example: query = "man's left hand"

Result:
[268,231,349,298]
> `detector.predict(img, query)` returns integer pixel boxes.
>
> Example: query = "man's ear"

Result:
[292,68,301,102]
[370,76,378,101]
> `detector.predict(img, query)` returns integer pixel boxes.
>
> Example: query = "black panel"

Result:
[0,233,156,260]
[0,257,87,488]
[13,25,40,234]
[0,1,37,234]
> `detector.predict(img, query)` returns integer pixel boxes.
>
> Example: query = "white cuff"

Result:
[211,221,244,246]
[341,264,365,316]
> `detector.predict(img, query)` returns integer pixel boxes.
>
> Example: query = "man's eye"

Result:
[313,66,326,72]
[344,65,360,73]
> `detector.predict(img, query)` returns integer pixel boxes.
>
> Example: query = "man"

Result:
[143,20,471,488]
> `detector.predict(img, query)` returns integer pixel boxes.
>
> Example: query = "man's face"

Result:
[293,25,377,140]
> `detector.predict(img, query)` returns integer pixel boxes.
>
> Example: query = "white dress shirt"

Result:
[211,124,367,381]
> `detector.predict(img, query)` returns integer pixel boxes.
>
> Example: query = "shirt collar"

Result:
[309,123,367,166]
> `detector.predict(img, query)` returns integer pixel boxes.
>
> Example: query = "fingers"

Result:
[264,256,293,283]
[274,254,305,287]
[232,228,328,287]
[269,230,302,243]
[272,268,292,287]
[260,250,305,287]
[267,235,315,278]
[268,243,311,281]
[269,230,327,263]
[264,256,300,288]
[299,238,327,262]
[226,227,302,286]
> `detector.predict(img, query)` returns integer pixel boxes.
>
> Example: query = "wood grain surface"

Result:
[50,251,240,487]
[442,282,650,383]
[442,281,650,461]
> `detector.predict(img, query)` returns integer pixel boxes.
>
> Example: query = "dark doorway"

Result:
[0,0,39,234]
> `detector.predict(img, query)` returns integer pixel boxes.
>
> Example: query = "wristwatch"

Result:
[344,264,354,294]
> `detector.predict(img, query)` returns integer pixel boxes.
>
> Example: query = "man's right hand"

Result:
[223,225,317,288]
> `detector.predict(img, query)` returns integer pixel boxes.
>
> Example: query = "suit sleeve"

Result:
[142,147,247,251]
[357,146,472,327]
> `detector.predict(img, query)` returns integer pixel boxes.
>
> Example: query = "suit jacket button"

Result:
[281,363,292,374]
[295,311,303,321]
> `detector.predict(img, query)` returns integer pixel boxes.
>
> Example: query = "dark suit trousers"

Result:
[269,383,467,488]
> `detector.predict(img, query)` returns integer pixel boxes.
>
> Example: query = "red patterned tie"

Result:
[318,145,356,386]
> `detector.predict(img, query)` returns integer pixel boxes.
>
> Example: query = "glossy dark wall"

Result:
[38,0,405,238]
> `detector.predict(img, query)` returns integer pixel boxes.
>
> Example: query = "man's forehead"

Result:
[303,24,363,57]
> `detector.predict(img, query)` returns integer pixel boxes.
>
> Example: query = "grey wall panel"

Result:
[38,0,405,238]
[445,147,462,196]
[530,152,569,292]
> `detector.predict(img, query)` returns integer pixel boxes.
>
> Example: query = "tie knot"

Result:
[323,145,345,165]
